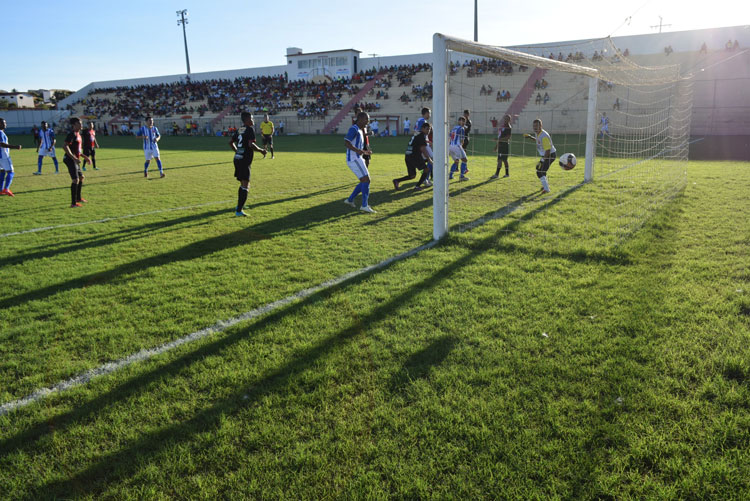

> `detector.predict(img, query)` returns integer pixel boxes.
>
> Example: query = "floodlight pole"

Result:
[474,0,478,41]
[177,9,191,75]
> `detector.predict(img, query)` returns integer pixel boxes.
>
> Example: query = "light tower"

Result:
[176,9,191,75]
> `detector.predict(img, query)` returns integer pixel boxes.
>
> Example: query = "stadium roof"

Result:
[286,48,361,57]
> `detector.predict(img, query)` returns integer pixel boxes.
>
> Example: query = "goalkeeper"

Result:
[523,119,556,194]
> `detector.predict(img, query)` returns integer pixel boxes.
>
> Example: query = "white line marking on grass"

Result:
[0,240,438,416]
[0,200,234,239]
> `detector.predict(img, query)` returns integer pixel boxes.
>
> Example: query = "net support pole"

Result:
[584,76,598,182]
[433,33,449,240]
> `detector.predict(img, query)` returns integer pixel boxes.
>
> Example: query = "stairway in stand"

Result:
[321,71,386,134]
[504,68,548,123]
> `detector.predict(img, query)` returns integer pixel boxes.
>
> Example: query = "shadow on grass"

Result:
[0,180,649,500]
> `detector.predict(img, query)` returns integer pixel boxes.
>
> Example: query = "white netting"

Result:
[434,35,692,248]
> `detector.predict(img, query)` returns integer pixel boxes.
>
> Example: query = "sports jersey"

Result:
[449,125,465,146]
[260,120,274,136]
[65,131,82,159]
[139,125,160,150]
[498,123,512,141]
[405,133,428,165]
[0,130,8,159]
[345,124,364,161]
[534,129,556,157]
[82,129,97,150]
[463,118,472,136]
[415,117,426,134]
[40,128,55,149]
[232,126,257,163]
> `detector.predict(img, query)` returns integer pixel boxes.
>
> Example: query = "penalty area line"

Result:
[0,239,438,416]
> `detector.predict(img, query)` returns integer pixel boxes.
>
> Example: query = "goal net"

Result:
[431,34,692,249]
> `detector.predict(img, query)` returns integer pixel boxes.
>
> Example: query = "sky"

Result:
[3,0,748,92]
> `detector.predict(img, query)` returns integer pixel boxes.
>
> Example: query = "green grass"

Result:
[0,134,748,499]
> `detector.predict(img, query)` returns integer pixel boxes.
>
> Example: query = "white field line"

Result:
[0,199,234,239]
[0,240,438,416]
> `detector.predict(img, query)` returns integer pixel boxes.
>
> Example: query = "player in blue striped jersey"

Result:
[35,121,59,174]
[343,111,376,213]
[0,118,22,196]
[136,117,165,178]
[448,117,469,181]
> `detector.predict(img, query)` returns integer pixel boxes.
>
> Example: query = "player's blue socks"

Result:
[144,161,150,175]
[427,162,433,179]
[0,171,6,188]
[156,159,163,174]
[2,171,14,190]
[53,157,59,172]
[361,182,370,207]
[348,183,363,202]
[461,162,468,175]
[37,156,43,172]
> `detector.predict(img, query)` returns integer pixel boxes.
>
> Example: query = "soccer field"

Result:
[1,135,748,499]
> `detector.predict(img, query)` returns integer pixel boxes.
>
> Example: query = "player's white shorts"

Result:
[39,146,56,157]
[601,125,610,134]
[347,157,369,179]
[144,147,160,161]
[449,144,467,161]
[0,156,13,172]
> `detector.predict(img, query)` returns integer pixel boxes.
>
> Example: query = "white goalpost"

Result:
[431,33,692,246]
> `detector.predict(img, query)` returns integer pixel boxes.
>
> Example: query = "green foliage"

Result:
[0,135,748,499]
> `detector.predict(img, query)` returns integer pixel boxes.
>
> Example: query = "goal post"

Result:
[430,33,691,247]
[432,33,601,240]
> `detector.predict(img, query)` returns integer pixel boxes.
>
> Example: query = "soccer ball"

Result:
[559,153,576,170]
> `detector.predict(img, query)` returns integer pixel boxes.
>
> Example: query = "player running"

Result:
[343,111,376,213]
[491,114,512,178]
[0,118,22,197]
[448,117,469,181]
[230,112,267,217]
[524,118,556,194]
[35,121,59,174]
[137,117,164,178]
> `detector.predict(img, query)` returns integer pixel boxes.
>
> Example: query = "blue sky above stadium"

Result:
[3,0,747,91]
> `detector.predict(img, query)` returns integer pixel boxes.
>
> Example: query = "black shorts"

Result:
[64,156,82,180]
[536,152,556,178]
[497,142,509,161]
[462,137,470,149]
[405,157,425,177]
[262,134,273,146]
[234,158,251,181]
[83,147,95,157]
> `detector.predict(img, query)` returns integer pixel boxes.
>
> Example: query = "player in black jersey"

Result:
[62,117,91,208]
[81,122,100,171]
[392,122,433,191]
[492,114,512,178]
[462,109,472,150]
[230,112,267,217]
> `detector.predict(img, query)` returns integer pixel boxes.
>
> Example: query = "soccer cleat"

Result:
[459,176,470,181]
[0,189,5,195]
[423,179,432,187]
[490,174,499,179]
[343,198,356,207]
[54,171,59,174]
[33,171,42,175]
[413,185,424,191]
[70,203,82,208]
[392,179,400,190]
[4,189,15,197]
[94,167,100,170]
[271,156,275,159]
[503,173,509,178]
[235,210,248,217]
[541,188,550,194]
[82,166,87,171]
[144,172,148,177]
[448,174,454,180]
[359,205,377,213]
[160,173,166,178]
[78,198,87,203]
